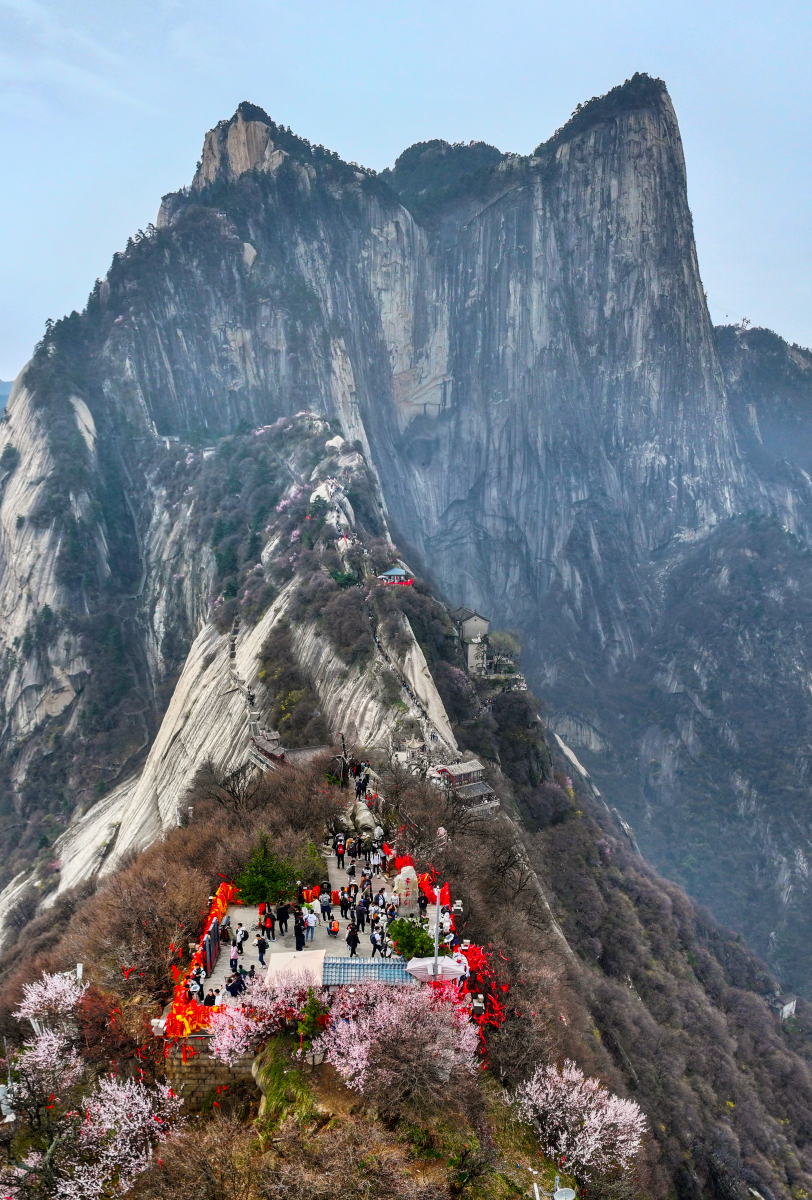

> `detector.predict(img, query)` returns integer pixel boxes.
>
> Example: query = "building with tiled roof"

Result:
[321,957,417,990]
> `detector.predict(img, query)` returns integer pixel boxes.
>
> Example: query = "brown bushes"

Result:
[263,1114,438,1200]
[132,1114,260,1200]
[65,848,209,1001]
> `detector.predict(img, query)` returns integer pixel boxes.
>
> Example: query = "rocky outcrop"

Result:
[5,75,812,991]
[0,554,455,923]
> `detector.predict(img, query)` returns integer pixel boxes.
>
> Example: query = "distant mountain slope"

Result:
[0,382,10,411]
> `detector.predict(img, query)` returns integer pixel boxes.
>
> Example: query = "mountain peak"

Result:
[192,102,315,190]
[534,72,669,155]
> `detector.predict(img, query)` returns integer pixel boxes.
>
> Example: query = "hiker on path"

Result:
[254,934,269,966]
[320,892,332,920]
[355,901,367,932]
[229,943,239,972]
[339,887,349,919]
[370,929,384,959]
[234,923,248,955]
[294,914,306,952]
[336,838,345,869]
[296,880,305,904]
[305,910,318,942]
[263,910,276,942]
[276,902,289,935]
[346,925,360,958]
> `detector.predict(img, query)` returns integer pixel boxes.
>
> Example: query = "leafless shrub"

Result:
[132,1114,259,1200]
[262,1114,438,1199]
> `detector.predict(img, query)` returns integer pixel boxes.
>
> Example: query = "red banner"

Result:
[165,881,239,1038]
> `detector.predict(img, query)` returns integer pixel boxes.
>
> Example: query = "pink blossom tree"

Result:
[209,970,326,1066]
[61,1076,182,1199]
[0,1064,181,1199]
[16,1027,83,1097]
[13,971,88,1025]
[0,970,181,1199]
[514,1059,646,1179]
[314,982,478,1113]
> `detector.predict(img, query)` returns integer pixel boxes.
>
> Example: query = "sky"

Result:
[1,0,811,380]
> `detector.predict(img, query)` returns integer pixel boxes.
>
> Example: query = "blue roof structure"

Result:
[321,957,417,986]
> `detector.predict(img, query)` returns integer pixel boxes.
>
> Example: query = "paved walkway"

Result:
[201,849,441,998]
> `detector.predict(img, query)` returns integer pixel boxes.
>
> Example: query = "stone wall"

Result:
[164,1035,258,1112]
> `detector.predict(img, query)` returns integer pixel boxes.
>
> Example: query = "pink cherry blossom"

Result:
[18,1028,83,1096]
[60,1076,182,1200]
[514,1059,646,1178]
[314,982,478,1096]
[208,971,326,1066]
[14,972,88,1023]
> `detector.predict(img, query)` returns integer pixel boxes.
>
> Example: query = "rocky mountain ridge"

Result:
[1,76,812,996]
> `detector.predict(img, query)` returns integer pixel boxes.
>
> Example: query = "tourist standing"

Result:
[254,934,269,966]
[346,925,360,958]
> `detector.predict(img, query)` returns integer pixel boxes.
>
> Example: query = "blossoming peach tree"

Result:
[0,972,181,1199]
[208,971,326,1066]
[315,981,478,1113]
[514,1059,646,1181]
[210,976,477,1114]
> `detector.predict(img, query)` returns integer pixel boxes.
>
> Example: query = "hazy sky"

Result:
[1,0,811,379]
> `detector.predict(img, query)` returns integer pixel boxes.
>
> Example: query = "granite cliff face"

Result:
[3,76,812,992]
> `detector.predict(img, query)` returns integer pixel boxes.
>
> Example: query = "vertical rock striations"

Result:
[3,76,812,991]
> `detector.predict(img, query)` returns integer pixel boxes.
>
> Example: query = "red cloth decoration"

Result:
[165,881,238,1038]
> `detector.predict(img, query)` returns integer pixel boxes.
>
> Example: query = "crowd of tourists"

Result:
[182,817,466,1005]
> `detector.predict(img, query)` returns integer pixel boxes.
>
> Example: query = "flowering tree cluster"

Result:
[0,970,181,1199]
[61,1076,182,1200]
[209,970,325,1066]
[13,971,88,1024]
[211,977,478,1114]
[314,981,478,1112]
[514,1060,646,1179]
